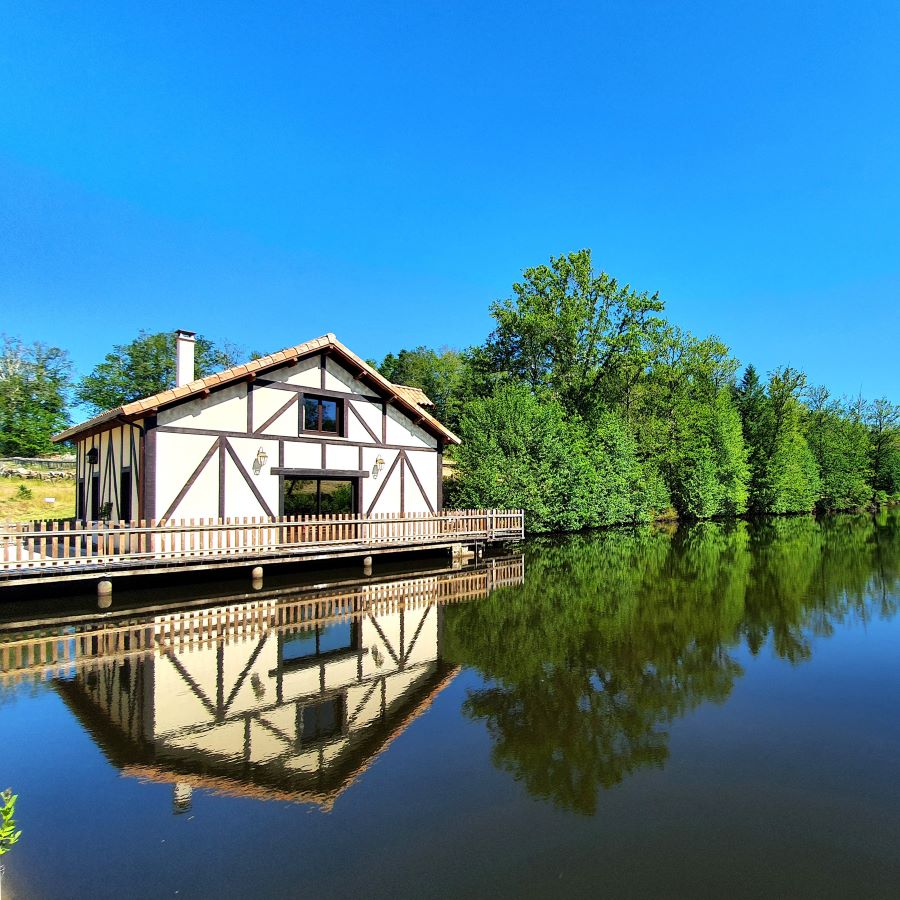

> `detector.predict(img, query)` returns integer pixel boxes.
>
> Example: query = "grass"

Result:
[0,476,76,523]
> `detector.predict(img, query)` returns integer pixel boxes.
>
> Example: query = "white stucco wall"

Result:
[144,350,444,520]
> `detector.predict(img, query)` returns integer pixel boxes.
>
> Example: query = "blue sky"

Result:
[1,0,898,400]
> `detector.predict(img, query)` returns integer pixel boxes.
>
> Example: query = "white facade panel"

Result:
[404,450,438,513]
[385,405,436,449]
[282,441,323,469]
[155,432,219,519]
[251,386,299,436]
[324,442,359,471]
[159,382,247,431]
[363,448,402,514]
[323,358,368,395]
[347,398,381,443]
[274,357,320,388]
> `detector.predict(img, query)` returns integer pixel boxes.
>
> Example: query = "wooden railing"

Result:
[0,509,525,573]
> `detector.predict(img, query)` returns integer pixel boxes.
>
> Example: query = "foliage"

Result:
[746,368,820,514]
[0,335,73,455]
[375,346,468,433]
[484,249,665,419]
[585,410,668,525]
[866,398,900,497]
[804,389,872,510]
[15,484,33,500]
[75,330,244,412]
[0,788,21,856]
[636,328,748,518]
[403,251,896,528]
[450,384,664,531]
[450,383,598,532]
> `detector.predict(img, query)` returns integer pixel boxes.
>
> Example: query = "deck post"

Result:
[97,579,112,607]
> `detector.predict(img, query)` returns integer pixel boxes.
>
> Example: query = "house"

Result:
[54,331,460,524]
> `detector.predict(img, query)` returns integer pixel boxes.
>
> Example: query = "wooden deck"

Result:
[0,509,524,587]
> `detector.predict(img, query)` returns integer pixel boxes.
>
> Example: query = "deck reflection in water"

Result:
[12,558,524,812]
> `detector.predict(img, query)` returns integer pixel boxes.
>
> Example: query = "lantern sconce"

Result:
[252,446,269,476]
[372,455,385,480]
[85,447,99,466]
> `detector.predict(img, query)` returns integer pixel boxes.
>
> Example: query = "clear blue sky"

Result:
[2,1,898,400]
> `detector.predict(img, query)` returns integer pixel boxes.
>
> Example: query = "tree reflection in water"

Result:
[444,509,900,814]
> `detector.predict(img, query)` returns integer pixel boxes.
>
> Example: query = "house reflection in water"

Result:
[49,558,524,811]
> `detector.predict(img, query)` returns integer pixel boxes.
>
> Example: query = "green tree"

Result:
[0,336,72,456]
[635,328,748,518]
[450,383,667,530]
[585,410,668,525]
[449,383,598,532]
[804,388,872,510]
[866,398,900,498]
[75,330,244,413]
[484,249,665,419]
[747,368,821,514]
[375,346,468,432]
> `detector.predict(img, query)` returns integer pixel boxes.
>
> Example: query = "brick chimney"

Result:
[175,330,196,387]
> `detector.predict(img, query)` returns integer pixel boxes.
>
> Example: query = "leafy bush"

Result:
[452,384,667,531]
[0,788,21,856]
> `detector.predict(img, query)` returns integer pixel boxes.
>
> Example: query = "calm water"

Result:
[2,511,900,899]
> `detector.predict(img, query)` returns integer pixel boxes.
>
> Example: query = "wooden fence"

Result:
[0,509,524,572]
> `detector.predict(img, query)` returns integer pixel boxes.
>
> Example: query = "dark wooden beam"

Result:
[271,467,369,479]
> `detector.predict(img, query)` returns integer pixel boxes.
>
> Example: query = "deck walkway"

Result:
[0,509,524,588]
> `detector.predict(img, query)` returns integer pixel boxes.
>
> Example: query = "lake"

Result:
[1,510,899,898]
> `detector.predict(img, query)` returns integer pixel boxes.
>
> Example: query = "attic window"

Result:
[301,395,343,435]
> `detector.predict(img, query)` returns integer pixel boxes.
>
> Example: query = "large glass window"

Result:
[283,478,356,516]
[302,395,342,435]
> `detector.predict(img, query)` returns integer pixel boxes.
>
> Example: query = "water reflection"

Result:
[443,511,900,814]
[0,558,524,812]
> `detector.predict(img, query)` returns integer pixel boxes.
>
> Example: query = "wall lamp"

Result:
[85,447,99,466]
[372,455,385,479]
[252,446,269,476]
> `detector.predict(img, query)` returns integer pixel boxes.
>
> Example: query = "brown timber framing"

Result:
[254,380,381,405]
[271,468,369,479]
[143,415,157,521]
[154,424,436,453]
[436,439,444,511]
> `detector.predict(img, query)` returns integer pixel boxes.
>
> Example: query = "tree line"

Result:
[2,249,898,530]
[379,250,899,529]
